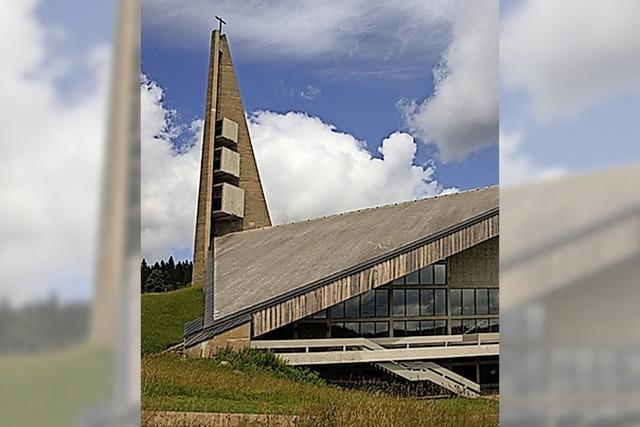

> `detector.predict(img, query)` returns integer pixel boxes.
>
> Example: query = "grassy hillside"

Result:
[141,286,498,426]
[142,354,498,426]
[141,286,203,354]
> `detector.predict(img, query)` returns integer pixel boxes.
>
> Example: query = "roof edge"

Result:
[185,206,499,346]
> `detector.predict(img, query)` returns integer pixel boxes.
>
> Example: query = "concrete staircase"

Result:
[375,360,481,398]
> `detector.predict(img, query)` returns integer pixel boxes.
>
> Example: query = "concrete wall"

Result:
[448,237,498,288]
[184,322,251,358]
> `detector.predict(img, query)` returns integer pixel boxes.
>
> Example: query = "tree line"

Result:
[141,256,192,293]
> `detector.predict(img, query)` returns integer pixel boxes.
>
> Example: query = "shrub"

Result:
[214,348,325,386]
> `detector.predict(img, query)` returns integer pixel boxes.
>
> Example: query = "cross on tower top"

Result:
[215,15,227,33]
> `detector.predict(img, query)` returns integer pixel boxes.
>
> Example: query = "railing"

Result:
[251,333,499,365]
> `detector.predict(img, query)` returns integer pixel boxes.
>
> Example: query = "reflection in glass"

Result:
[420,320,434,335]
[451,289,462,316]
[298,322,328,338]
[435,289,447,315]
[477,318,489,333]
[361,290,375,318]
[434,320,447,335]
[490,318,499,332]
[361,322,375,337]
[345,296,360,318]
[406,289,420,316]
[344,322,360,337]
[331,302,344,318]
[420,265,433,284]
[434,264,446,284]
[451,320,463,335]
[375,289,388,317]
[489,289,499,314]
[393,289,405,316]
[393,321,406,337]
[310,309,327,319]
[406,320,420,335]
[375,321,389,337]
[463,289,475,315]
[420,289,434,316]
[476,288,489,315]
[464,319,476,334]
[406,269,419,285]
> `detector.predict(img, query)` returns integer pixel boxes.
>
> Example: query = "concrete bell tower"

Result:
[191,27,271,290]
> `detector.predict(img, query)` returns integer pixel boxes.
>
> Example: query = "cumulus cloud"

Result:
[249,111,452,224]
[500,129,565,186]
[141,76,202,263]
[141,81,454,260]
[502,0,640,120]
[401,0,498,162]
[0,0,108,303]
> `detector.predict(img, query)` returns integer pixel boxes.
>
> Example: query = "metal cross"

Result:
[214,15,227,33]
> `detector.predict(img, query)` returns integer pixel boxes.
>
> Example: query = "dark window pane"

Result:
[480,363,499,385]
[392,276,404,285]
[435,289,447,315]
[393,289,405,317]
[451,320,463,335]
[332,322,346,337]
[476,289,489,315]
[489,289,499,315]
[420,289,434,316]
[361,322,376,337]
[420,265,433,284]
[476,318,489,333]
[406,321,420,336]
[344,322,360,337]
[310,309,327,319]
[375,322,389,337]
[375,290,389,317]
[393,321,406,337]
[297,323,328,339]
[450,289,462,316]
[490,319,499,332]
[434,264,446,284]
[361,290,375,318]
[406,270,419,285]
[463,319,477,334]
[463,289,475,316]
[406,289,420,317]
[345,296,360,318]
[434,320,447,335]
[420,320,435,336]
[330,302,344,319]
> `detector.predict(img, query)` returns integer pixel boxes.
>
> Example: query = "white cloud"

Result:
[401,0,498,162]
[500,129,565,186]
[142,0,452,66]
[141,76,202,263]
[502,0,640,120]
[300,85,321,101]
[140,85,454,260]
[249,111,452,224]
[0,0,108,303]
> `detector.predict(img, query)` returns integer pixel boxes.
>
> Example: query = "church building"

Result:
[183,29,499,397]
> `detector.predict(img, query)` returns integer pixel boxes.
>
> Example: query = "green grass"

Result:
[141,286,498,425]
[0,345,110,427]
[142,286,204,354]
[143,354,499,426]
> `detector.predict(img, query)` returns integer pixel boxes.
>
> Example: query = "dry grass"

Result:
[143,354,498,427]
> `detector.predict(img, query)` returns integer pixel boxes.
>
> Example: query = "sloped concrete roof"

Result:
[211,186,499,320]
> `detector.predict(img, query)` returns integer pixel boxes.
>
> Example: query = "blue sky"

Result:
[141,4,498,192]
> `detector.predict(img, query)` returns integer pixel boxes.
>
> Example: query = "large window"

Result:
[275,262,498,340]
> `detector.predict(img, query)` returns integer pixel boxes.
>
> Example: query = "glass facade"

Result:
[257,261,499,340]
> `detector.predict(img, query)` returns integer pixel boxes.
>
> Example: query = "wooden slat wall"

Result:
[252,214,498,337]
